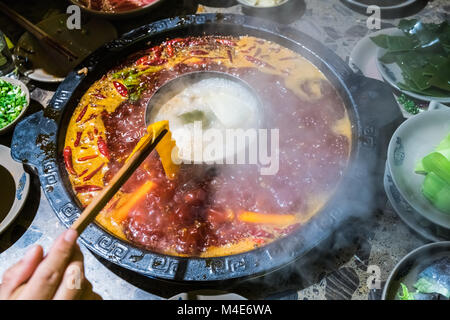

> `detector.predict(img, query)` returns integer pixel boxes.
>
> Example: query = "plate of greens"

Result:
[372,19,450,104]
[382,241,449,300]
[0,77,30,134]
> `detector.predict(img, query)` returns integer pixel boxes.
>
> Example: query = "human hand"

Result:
[0,229,101,300]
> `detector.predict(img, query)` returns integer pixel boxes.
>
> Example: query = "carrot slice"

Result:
[111,181,154,223]
[238,211,297,225]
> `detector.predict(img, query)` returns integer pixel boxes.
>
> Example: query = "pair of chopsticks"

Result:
[10,129,167,298]
[72,129,168,234]
[0,3,78,61]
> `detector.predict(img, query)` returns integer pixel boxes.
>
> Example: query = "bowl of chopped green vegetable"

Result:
[387,109,450,230]
[382,241,450,300]
[372,19,450,105]
[0,77,30,134]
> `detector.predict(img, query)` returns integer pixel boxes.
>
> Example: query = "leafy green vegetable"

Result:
[371,19,450,97]
[414,277,450,298]
[398,283,415,300]
[397,94,419,115]
[422,152,450,185]
[415,132,450,173]
[0,79,27,129]
[179,110,211,129]
[422,171,450,214]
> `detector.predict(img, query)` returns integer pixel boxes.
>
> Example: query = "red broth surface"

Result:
[64,36,351,257]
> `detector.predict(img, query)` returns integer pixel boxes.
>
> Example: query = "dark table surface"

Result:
[0,0,448,300]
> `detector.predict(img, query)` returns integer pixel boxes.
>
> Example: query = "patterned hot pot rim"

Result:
[11,14,401,281]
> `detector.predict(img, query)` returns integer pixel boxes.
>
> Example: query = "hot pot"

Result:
[11,14,401,282]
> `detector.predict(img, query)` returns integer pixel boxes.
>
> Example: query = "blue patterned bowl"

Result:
[387,109,450,229]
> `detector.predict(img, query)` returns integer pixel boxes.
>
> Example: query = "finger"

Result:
[52,245,85,300]
[0,245,43,300]
[18,229,78,300]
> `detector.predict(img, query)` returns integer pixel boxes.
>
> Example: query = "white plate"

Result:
[387,109,450,229]
[350,28,414,118]
[16,14,117,83]
[349,28,395,81]
[384,161,449,242]
[0,145,30,234]
[376,28,450,104]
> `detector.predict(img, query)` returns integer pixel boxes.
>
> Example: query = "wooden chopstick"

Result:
[9,129,167,299]
[0,3,78,61]
[71,129,167,234]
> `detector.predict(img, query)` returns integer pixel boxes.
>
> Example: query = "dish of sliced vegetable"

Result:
[371,19,450,98]
[0,79,27,129]
[415,132,450,215]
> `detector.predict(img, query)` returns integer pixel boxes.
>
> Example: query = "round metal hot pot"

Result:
[11,14,401,282]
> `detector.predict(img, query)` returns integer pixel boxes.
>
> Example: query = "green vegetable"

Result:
[179,110,211,129]
[398,283,415,300]
[422,152,450,185]
[397,94,419,115]
[415,132,450,174]
[0,79,27,129]
[371,19,450,97]
[422,171,450,214]
[414,277,449,298]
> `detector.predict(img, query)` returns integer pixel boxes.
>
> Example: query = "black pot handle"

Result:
[11,110,56,167]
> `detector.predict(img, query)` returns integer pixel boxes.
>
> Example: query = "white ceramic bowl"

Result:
[0,77,30,134]
[382,241,450,300]
[387,109,450,229]
[0,144,30,234]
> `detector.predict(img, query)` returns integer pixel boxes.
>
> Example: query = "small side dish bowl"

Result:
[69,0,165,20]
[382,241,450,300]
[387,109,450,229]
[238,0,294,18]
[0,77,30,135]
[0,144,30,235]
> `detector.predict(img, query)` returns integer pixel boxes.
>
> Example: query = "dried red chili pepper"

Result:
[279,56,298,61]
[166,44,174,57]
[76,105,88,123]
[82,113,97,124]
[136,56,150,65]
[150,45,163,56]
[216,39,237,46]
[97,136,110,160]
[63,146,77,176]
[143,57,167,66]
[77,154,98,161]
[254,238,266,245]
[113,81,128,97]
[83,163,105,182]
[245,55,275,70]
[165,38,186,46]
[188,38,207,46]
[190,50,209,56]
[93,93,106,99]
[88,131,94,141]
[94,127,98,135]
[75,185,103,193]
[227,50,233,63]
[74,131,82,147]
[78,169,88,177]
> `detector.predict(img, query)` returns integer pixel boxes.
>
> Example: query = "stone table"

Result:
[0,0,448,300]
